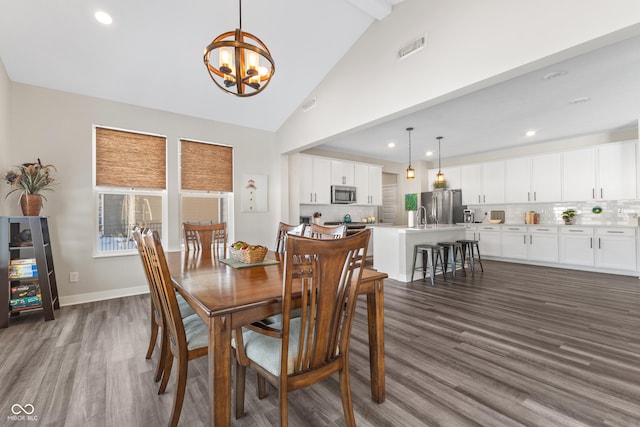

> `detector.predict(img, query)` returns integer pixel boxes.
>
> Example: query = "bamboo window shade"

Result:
[95,127,166,189]
[180,139,233,192]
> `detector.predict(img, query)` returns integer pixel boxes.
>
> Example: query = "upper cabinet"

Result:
[563,141,637,202]
[461,161,505,205]
[355,164,382,205]
[505,153,562,203]
[330,160,355,186]
[299,155,331,204]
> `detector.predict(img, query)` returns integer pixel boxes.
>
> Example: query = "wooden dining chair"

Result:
[308,223,347,239]
[183,222,227,258]
[143,229,209,427]
[274,222,306,253]
[233,229,371,427]
[132,229,195,385]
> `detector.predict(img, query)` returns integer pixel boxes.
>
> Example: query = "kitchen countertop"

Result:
[458,222,638,228]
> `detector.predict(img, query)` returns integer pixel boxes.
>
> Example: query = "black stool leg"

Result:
[474,242,484,272]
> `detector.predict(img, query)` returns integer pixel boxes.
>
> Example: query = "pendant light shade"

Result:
[435,136,445,185]
[203,0,275,97]
[406,127,415,179]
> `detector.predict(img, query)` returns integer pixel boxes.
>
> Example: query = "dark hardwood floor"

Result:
[1,260,639,426]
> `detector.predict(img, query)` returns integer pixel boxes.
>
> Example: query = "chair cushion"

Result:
[182,313,208,351]
[237,317,303,377]
[177,293,196,318]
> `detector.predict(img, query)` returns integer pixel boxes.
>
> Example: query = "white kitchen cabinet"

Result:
[595,227,636,271]
[597,142,637,200]
[501,226,528,259]
[460,161,504,205]
[563,141,637,202]
[355,164,382,205]
[299,155,331,204]
[501,225,558,262]
[476,225,501,257]
[559,227,595,267]
[331,160,355,186]
[532,153,563,202]
[527,226,558,263]
[504,157,531,203]
[505,153,562,203]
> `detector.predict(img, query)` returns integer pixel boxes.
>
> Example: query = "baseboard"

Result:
[59,285,149,307]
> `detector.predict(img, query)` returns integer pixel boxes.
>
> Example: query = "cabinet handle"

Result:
[314,193,317,202]
[310,193,313,203]
[598,237,601,249]
[592,188,595,199]
[523,235,526,244]
[600,188,603,198]
[478,195,481,203]
[568,229,583,232]
[478,233,481,241]
[530,235,532,244]
[483,195,486,203]
[606,230,624,234]
[590,237,592,249]
[534,191,537,201]
[528,192,530,201]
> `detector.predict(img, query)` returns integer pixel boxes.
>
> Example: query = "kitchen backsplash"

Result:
[468,200,640,226]
[300,205,379,223]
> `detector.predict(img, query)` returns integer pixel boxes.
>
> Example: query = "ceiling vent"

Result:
[302,97,317,112]
[398,35,426,60]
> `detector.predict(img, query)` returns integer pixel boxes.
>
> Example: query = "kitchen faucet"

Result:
[417,205,427,227]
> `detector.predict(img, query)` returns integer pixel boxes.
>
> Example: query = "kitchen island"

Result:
[370,224,466,282]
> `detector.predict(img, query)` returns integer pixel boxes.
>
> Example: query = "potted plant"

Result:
[561,209,576,225]
[5,159,56,216]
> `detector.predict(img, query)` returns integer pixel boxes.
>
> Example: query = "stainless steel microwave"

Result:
[331,185,356,204]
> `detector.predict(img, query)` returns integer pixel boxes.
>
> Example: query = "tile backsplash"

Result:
[468,200,640,226]
[300,204,379,223]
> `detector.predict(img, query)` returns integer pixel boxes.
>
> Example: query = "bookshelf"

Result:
[0,216,59,328]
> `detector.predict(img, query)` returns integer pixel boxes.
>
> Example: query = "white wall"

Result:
[277,0,640,154]
[8,83,280,304]
[0,58,9,216]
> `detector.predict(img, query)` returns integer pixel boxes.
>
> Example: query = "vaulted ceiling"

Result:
[1,1,639,165]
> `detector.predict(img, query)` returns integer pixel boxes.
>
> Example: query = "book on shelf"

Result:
[10,258,37,265]
[10,295,42,310]
[8,258,38,279]
[11,283,41,299]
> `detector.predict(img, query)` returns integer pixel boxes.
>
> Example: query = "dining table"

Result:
[166,249,388,427]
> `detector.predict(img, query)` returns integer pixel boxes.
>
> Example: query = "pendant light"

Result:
[406,127,415,179]
[203,0,275,97]
[435,136,445,185]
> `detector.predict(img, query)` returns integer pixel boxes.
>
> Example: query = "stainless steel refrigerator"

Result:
[421,189,464,224]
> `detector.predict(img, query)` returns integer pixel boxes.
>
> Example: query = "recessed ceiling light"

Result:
[425,151,433,156]
[542,71,567,80]
[387,142,395,148]
[95,11,113,25]
[569,96,591,104]
[525,130,536,137]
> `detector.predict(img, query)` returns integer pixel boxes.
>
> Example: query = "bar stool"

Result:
[411,244,446,286]
[457,239,484,273]
[437,241,466,279]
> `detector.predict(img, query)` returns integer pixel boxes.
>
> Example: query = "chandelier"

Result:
[406,127,415,179]
[203,0,275,97]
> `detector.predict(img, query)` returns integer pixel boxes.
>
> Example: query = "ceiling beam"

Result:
[345,0,402,20]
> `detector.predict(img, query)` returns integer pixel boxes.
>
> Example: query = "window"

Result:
[94,126,167,255]
[180,139,234,247]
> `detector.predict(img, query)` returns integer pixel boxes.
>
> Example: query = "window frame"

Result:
[93,125,168,257]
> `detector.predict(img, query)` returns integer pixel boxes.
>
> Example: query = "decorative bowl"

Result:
[488,219,502,224]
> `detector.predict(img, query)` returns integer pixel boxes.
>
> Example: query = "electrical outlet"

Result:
[69,272,79,283]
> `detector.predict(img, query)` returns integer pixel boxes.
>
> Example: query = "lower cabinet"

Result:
[476,225,501,257]
[559,227,595,266]
[501,226,558,262]
[595,228,636,271]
